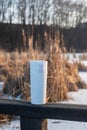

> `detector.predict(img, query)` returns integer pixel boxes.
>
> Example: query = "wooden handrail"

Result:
[0,99,87,130]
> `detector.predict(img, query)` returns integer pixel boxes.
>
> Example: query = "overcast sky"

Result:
[72,0,87,3]
[70,0,87,7]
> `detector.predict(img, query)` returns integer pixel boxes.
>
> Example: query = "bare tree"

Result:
[18,0,26,24]
[0,0,9,22]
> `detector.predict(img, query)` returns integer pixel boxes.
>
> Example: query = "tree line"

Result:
[0,0,87,51]
[0,0,87,26]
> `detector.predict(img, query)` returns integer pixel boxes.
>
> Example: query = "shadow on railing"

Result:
[0,99,87,130]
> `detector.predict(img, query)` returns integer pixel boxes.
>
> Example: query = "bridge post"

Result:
[20,116,43,130]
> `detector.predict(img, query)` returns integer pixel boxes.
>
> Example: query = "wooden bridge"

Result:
[0,99,87,130]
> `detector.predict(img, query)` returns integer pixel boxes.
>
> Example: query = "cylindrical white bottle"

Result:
[30,60,48,104]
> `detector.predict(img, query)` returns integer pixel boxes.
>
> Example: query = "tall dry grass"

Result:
[47,36,68,102]
[0,34,86,103]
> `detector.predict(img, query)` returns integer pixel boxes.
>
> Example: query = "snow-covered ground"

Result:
[0,120,20,130]
[66,53,87,64]
[1,53,87,130]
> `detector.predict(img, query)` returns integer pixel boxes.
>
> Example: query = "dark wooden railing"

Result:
[0,99,87,130]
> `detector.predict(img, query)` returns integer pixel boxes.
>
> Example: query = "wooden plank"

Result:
[0,99,87,122]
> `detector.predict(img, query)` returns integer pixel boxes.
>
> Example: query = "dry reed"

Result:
[0,35,86,103]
